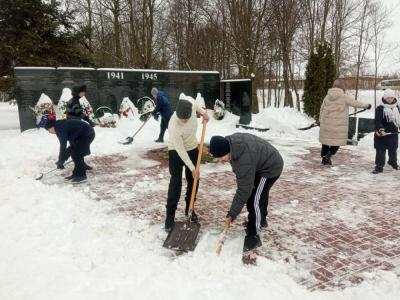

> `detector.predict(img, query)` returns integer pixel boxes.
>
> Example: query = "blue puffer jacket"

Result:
[55,119,95,162]
[153,91,173,120]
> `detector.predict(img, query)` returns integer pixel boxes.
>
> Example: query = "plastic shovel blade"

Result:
[119,136,134,145]
[35,173,44,180]
[163,221,201,252]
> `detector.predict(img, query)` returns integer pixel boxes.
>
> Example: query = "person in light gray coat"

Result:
[209,133,284,252]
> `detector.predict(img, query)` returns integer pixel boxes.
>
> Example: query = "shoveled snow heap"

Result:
[0,103,398,299]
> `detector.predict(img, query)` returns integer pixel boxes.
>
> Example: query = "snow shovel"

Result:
[35,160,73,180]
[119,114,151,145]
[376,131,400,136]
[163,122,207,252]
[297,121,320,131]
[215,217,232,256]
[297,108,369,131]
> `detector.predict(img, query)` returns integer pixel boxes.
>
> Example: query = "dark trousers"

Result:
[158,117,170,141]
[375,148,398,168]
[167,148,199,211]
[71,134,95,177]
[321,145,340,157]
[246,175,280,236]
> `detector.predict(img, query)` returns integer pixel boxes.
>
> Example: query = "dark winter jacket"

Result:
[153,91,173,120]
[55,119,95,163]
[65,95,95,126]
[374,99,399,150]
[66,96,84,118]
[226,133,284,219]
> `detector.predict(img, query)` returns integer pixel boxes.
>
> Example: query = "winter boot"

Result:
[165,205,177,232]
[155,138,164,143]
[189,211,198,222]
[388,161,398,170]
[71,175,87,184]
[261,219,268,228]
[321,152,332,165]
[65,174,75,180]
[243,234,262,252]
[372,166,383,174]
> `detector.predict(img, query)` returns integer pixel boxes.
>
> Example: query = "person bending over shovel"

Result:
[209,133,283,252]
[165,94,209,232]
[44,113,95,184]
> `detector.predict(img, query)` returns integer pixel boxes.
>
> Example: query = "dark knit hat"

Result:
[176,100,192,119]
[210,136,230,158]
[72,85,87,97]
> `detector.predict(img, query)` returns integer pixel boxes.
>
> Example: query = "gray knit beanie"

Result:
[151,88,158,98]
[176,100,192,119]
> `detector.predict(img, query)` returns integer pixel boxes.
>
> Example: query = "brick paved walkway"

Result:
[43,146,400,291]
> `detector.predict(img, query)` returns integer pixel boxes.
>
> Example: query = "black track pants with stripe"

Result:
[246,175,280,236]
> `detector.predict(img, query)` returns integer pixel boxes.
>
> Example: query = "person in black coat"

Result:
[66,85,95,127]
[151,88,173,143]
[372,89,400,174]
[45,116,95,183]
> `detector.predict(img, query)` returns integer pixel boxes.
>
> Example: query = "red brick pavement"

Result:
[44,147,400,291]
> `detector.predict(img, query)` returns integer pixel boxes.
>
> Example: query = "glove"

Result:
[377,128,386,136]
[226,211,236,222]
[140,112,152,122]
[153,113,160,121]
[367,104,372,110]
[56,161,65,169]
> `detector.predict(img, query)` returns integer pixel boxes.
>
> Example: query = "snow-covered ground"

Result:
[0,101,399,299]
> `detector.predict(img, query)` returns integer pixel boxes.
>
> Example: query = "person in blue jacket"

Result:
[372,89,400,174]
[151,88,173,143]
[45,114,95,184]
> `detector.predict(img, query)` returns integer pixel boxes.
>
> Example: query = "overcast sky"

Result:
[379,0,400,74]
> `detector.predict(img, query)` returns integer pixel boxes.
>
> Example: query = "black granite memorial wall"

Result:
[348,116,375,140]
[220,79,252,124]
[14,67,220,131]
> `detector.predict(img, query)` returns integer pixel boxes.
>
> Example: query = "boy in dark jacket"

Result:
[372,89,400,174]
[151,88,173,143]
[210,133,284,252]
[66,85,95,127]
[45,115,95,184]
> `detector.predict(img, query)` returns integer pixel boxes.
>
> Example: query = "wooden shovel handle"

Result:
[132,115,151,139]
[216,217,232,256]
[188,121,207,211]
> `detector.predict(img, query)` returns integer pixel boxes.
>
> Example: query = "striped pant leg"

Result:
[246,176,267,236]
[260,175,280,222]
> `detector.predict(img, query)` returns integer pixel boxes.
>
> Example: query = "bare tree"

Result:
[126,0,158,68]
[222,0,269,112]
[269,0,300,108]
[330,0,360,75]
[370,1,391,107]
[319,0,333,42]
[354,0,372,100]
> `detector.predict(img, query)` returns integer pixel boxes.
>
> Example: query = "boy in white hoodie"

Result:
[165,94,209,232]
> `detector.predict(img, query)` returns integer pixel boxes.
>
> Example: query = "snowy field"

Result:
[0,97,399,299]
